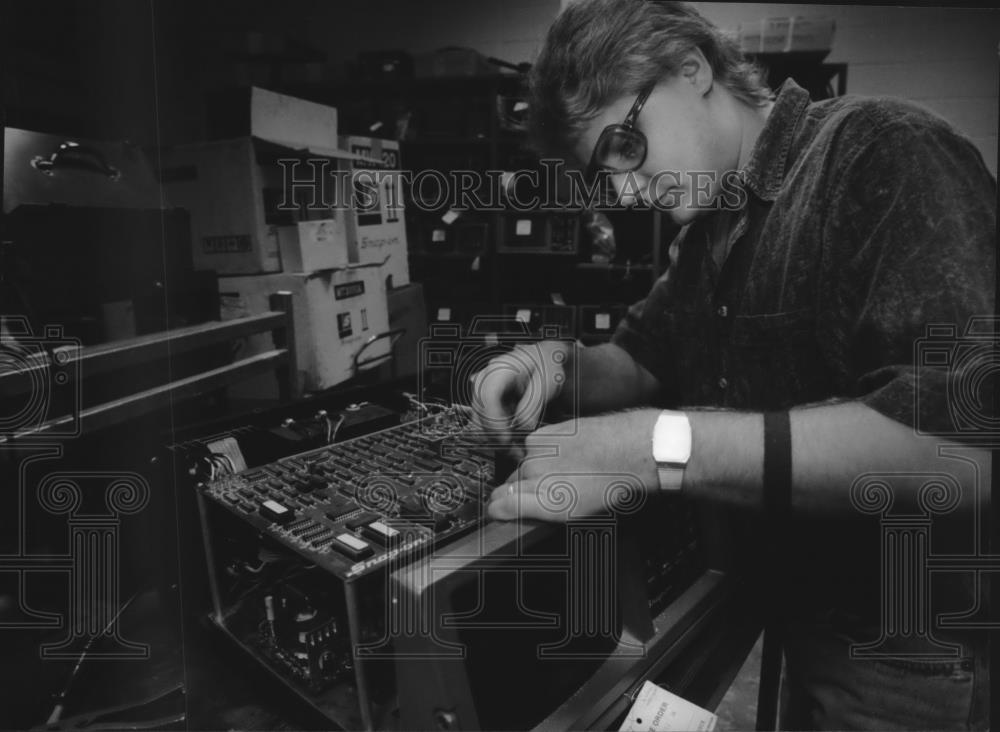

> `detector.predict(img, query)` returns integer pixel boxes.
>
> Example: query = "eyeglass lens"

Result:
[594,127,646,172]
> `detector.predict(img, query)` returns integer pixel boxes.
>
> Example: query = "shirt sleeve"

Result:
[830,116,996,440]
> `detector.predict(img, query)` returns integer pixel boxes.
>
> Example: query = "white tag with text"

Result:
[619,681,717,732]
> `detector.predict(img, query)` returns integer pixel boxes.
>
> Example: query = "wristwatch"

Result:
[651,410,692,492]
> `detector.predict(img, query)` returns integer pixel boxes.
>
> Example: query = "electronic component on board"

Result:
[331,533,375,561]
[260,499,295,524]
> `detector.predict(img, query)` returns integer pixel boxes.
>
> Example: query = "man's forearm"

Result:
[559,342,661,416]
[683,401,988,515]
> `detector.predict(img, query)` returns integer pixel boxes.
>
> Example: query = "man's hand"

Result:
[486,409,662,522]
[469,340,574,449]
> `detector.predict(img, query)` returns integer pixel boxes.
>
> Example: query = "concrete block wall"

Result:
[300,0,560,70]
[199,1,997,174]
[691,3,999,175]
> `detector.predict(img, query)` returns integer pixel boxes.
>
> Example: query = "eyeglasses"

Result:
[585,85,655,180]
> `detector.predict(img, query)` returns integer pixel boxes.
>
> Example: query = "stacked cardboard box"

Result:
[218,266,389,396]
[160,88,400,398]
[339,134,411,289]
[738,17,835,54]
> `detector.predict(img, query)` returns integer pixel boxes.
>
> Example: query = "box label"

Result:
[353,173,403,227]
[349,144,400,170]
[334,281,366,300]
[203,234,252,253]
[337,312,353,338]
[360,234,401,254]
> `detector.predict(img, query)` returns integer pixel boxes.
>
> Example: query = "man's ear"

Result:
[679,48,714,96]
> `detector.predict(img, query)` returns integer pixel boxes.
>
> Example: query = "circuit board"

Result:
[201,406,498,580]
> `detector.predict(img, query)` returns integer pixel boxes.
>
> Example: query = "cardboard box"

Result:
[219,265,390,398]
[161,87,346,274]
[207,86,339,150]
[272,144,361,273]
[761,17,792,53]
[277,218,349,273]
[160,138,282,274]
[339,135,410,288]
[275,141,404,276]
[738,24,763,54]
[161,138,367,275]
[339,135,402,170]
[738,16,835,54]
[788,17,835,52]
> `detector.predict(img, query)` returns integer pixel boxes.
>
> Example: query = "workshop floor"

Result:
[714,632,763,730]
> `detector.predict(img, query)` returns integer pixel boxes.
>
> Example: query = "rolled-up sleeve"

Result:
[833,120,996,439]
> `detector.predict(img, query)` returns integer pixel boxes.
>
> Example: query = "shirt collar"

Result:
[740,79,811,201]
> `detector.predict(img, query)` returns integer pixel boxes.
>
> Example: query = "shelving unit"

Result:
[749,51,847,99]
[243,69,667,342]
[191,42,847,346]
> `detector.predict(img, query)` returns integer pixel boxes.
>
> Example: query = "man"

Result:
[471,1,995,729]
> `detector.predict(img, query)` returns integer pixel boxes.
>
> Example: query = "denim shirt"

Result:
[612,81,996,632]
[613,80,996,434]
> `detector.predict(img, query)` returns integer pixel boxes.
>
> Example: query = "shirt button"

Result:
[716,305,728,318]
[718,376,729,389]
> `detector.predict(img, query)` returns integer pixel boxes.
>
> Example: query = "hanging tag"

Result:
[618,681,717,732]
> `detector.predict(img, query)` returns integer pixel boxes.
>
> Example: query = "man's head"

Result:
[528,0,772,222]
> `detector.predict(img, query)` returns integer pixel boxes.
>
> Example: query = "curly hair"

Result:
[528,0,772,161]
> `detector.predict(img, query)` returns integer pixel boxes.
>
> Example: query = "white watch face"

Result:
[652,412,692,465]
